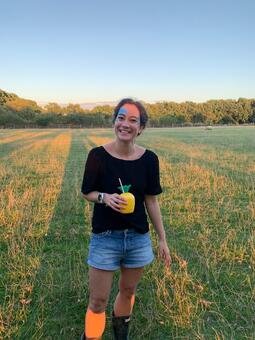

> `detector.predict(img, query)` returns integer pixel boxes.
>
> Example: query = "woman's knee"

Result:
[89,296,108,313]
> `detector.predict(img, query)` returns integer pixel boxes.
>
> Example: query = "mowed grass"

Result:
[0,127,254,340]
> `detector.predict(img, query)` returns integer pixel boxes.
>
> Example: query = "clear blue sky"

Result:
[1,0,254,104]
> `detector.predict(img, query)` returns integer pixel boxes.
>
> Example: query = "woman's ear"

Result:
[137,127,145,136]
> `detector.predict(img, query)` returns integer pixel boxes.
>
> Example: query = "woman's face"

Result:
[114,104,142,142]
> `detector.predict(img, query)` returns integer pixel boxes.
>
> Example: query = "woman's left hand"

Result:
[158,239,171,268]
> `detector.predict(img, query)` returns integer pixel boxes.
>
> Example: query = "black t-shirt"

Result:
[81,146,162,234]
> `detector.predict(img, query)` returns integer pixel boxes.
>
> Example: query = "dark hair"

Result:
[113,98,148,130]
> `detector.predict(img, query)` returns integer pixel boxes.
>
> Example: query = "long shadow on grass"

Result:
[17,130,90,340]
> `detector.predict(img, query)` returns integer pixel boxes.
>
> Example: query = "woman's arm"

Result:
[81,191,127,212]
[81,191,100,203]
[145,194,171,267]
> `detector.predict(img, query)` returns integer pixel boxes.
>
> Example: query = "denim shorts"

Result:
[87,228,154,270]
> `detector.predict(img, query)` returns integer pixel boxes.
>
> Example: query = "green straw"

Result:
[118,178,124,193]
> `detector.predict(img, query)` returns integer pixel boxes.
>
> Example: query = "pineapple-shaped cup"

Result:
[118,182,135,214]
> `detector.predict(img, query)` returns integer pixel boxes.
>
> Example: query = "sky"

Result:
[1,0,255,104]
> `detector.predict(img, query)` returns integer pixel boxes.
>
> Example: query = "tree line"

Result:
[0,89,255,128]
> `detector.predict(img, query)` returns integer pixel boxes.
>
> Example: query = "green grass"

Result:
[0,127,254,339]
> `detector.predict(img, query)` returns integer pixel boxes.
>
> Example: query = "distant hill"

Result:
[80,101,117,110]
[1,89,117,110]
[37,100,117,110]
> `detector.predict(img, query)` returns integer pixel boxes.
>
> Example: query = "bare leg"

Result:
[88,266,114,312]
[114,266,144,316]
[86,266,115,340]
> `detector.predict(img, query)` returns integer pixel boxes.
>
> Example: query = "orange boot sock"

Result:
[84,308,106,339]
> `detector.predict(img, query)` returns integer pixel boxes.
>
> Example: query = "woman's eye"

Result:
[117,116,124,120]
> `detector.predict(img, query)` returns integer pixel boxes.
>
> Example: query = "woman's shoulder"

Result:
[89,145,104,153]
[87,146,105,159]
[143,148,159,160]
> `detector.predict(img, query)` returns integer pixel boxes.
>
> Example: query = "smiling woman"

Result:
[113,99,148,137]
[80,98,171,340]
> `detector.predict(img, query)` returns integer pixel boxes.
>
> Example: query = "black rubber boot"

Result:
[112,312,130,340]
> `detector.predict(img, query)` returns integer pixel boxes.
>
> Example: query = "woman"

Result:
[81,98,171,340]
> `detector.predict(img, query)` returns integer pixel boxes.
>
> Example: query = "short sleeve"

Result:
[81,148,102,194]
[145,151,163,195]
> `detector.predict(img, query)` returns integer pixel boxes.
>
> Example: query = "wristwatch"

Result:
[98,192,104,203]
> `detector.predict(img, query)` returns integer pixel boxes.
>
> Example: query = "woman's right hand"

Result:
[104,193,127,212]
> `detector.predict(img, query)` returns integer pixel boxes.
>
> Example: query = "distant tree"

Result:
[248,100,255,123]
[91,105,113,116]
[191,112,207,124]
[0,89,17,105]
[63,104,84,114]
[17,107,41,122]
[35,113,57,126]
[0,105,26,125]
[159,114,185,126]
[218,115,237,125]
[44,102,63,114]
[236,98,252,123]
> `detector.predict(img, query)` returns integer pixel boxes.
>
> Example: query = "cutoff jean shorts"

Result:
[87,228,154,270]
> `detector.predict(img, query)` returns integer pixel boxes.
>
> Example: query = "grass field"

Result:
[0,127,254,340]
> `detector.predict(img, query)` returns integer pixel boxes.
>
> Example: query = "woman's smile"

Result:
[118,128,131,134]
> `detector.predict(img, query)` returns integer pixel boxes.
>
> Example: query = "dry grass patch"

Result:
[145,135,254,175]
[0,130,52,145]
[0,132,72,339]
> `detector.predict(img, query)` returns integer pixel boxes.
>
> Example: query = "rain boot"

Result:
[112,312,130,340]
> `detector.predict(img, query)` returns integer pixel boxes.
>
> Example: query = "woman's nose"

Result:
[120,119,129,126]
